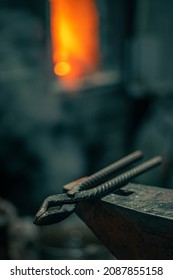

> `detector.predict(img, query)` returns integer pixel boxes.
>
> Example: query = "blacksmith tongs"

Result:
[34,151,162,226]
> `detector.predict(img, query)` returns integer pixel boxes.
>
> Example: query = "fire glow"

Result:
[49,0,100,89]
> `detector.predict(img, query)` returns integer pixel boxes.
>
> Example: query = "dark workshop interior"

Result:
[0,0,173,260]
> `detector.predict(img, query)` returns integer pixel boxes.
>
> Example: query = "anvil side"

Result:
[75,183,173,259]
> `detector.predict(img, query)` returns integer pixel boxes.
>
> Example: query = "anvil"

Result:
[74,183,173,259]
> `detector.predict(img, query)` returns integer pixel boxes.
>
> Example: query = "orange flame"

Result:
[54,61,71,76]
[49,0,100,89]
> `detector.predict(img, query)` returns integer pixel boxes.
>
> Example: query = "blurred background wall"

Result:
[0,0,173,259]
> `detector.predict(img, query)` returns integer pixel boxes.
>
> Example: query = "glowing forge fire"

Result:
[49,0,100,89]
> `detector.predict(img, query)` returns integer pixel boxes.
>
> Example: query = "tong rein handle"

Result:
[67,150,143,197]
[58,156,162,204]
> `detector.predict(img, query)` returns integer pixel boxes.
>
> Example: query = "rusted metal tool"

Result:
[34,151,162,226]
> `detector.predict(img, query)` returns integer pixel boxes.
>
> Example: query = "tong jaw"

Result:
[34,179,86,225]
[34,201,75,225]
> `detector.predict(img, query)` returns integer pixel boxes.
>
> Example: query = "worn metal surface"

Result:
[76,183,173,259]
